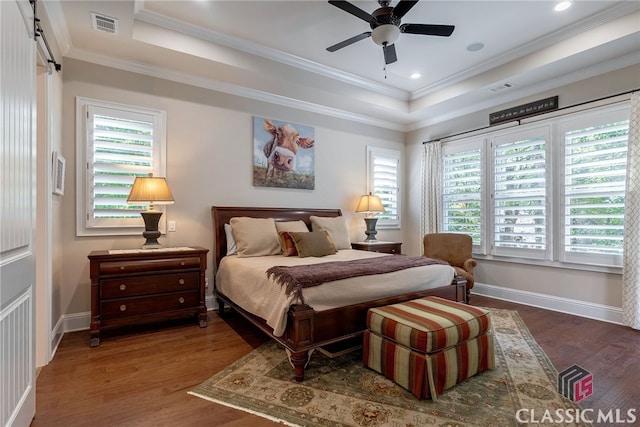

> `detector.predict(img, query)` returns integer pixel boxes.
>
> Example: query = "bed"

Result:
[211,206,467,381]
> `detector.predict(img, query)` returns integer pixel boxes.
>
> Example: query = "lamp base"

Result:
[363,217,379,242]
[140,210,163,249]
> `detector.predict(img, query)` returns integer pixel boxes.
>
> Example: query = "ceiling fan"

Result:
[327,0,455,65]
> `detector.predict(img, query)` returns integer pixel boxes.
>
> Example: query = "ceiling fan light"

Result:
[371,24,400,46]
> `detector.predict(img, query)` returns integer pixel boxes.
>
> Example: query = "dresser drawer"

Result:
[88,247,209,346]
[100,272,199,299]
[101,291,200,320]
[99,257,202,275]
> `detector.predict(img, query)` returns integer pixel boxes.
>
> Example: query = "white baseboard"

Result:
[55,287,622,337]
[472,282,623,325]
[206,293,218,311]
[62,310,92,332]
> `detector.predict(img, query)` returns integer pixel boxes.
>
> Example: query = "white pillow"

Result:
[230,217,281,257]
[275,220,309,233]
[224,223,237,255]
[309,215,351,250]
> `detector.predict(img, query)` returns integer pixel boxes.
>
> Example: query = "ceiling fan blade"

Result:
[400,23,455,37]
[328,1,374,23]
[392,0,419,19]
[383,43,397,64]
[327,32,372,52]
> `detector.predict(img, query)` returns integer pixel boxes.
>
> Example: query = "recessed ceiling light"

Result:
[554,0,573,12]
[410,73,421,79]
[467,42,484,52]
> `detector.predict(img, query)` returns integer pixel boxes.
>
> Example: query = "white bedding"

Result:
[215,249,455,337]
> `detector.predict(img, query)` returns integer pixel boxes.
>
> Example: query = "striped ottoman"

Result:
[363,296,494,400]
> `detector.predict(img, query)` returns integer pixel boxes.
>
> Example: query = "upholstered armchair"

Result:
[423,233,477,302]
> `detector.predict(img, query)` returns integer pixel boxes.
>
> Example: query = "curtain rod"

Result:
[31,0,61,72]
[423,88,638,144]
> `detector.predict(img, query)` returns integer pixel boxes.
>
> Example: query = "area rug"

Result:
[189,310,590,426]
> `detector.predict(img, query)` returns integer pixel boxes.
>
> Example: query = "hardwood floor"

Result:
[32,296,640,427]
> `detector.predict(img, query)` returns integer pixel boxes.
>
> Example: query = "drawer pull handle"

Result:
[179,297,185,304]
[180,262,185,266]
[120,304,127,312]
[120,266,125,270]
[119,284,127,291]
[178,279,185,285]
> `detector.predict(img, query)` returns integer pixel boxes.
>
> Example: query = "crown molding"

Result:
[411,2,640,100]
[40,0,72,55]
[65,47,407,132]
[133,7,410,102]
[407,51,640,131]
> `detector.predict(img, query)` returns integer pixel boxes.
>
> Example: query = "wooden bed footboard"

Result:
[215,275,466,381]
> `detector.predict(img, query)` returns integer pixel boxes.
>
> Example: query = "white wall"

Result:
[60,58,405,316]
[405,64,640,319]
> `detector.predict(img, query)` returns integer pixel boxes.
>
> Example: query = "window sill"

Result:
[472,254,622,275]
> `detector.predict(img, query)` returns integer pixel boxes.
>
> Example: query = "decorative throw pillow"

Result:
[289,230,337,257]
[278,231,299,257]
[275,220,309,233]
[276,221,309,255]
[224,223,237,255]
[309,216,351,249]
[230,217,281,257]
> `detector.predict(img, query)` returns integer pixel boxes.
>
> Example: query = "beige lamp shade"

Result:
[355,193,385,215]
[127,173,175,210]
[126,173,174,249]
[356,193,385,242]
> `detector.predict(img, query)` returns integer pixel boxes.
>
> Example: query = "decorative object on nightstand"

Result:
[87,246,209,347]
[127,173,174,249]
[355,192,385,241]
[351,241,402,254]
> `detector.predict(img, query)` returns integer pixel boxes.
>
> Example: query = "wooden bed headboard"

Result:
[211,206,343,268]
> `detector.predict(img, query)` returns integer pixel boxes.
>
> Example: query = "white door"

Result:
[1,1,37,426]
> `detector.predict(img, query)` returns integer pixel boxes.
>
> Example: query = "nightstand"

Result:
[351,241,402,254]
[88,246,209,347]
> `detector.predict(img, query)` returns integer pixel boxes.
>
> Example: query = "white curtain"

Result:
[421,141,442,247]
[622,91,640,330]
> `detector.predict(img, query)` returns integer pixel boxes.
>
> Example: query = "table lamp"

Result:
[127,173,174,249]
[355,192,385,241]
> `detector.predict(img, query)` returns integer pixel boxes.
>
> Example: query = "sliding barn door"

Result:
[1,0,37,426]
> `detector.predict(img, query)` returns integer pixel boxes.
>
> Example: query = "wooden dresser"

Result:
[88,246,208,347]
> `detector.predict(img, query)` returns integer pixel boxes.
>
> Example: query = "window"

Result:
[440,102,629,269]
[76,97,167,236]
[367,147,401,228]
[442,139,483,248]
[560,109,629,266]
[491,127,549,260]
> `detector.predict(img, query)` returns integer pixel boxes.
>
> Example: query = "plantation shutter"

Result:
[562,119,629,266]
[442,146,482,247]
[368,147,400,227]
[492,127,549,259]
[89,106,155,224]
[77,98,166,236]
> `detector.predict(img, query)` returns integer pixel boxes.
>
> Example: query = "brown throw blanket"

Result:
[266,255,449,303]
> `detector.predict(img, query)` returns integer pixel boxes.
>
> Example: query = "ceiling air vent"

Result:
[91,12,118,35]
[488,83,513,93]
